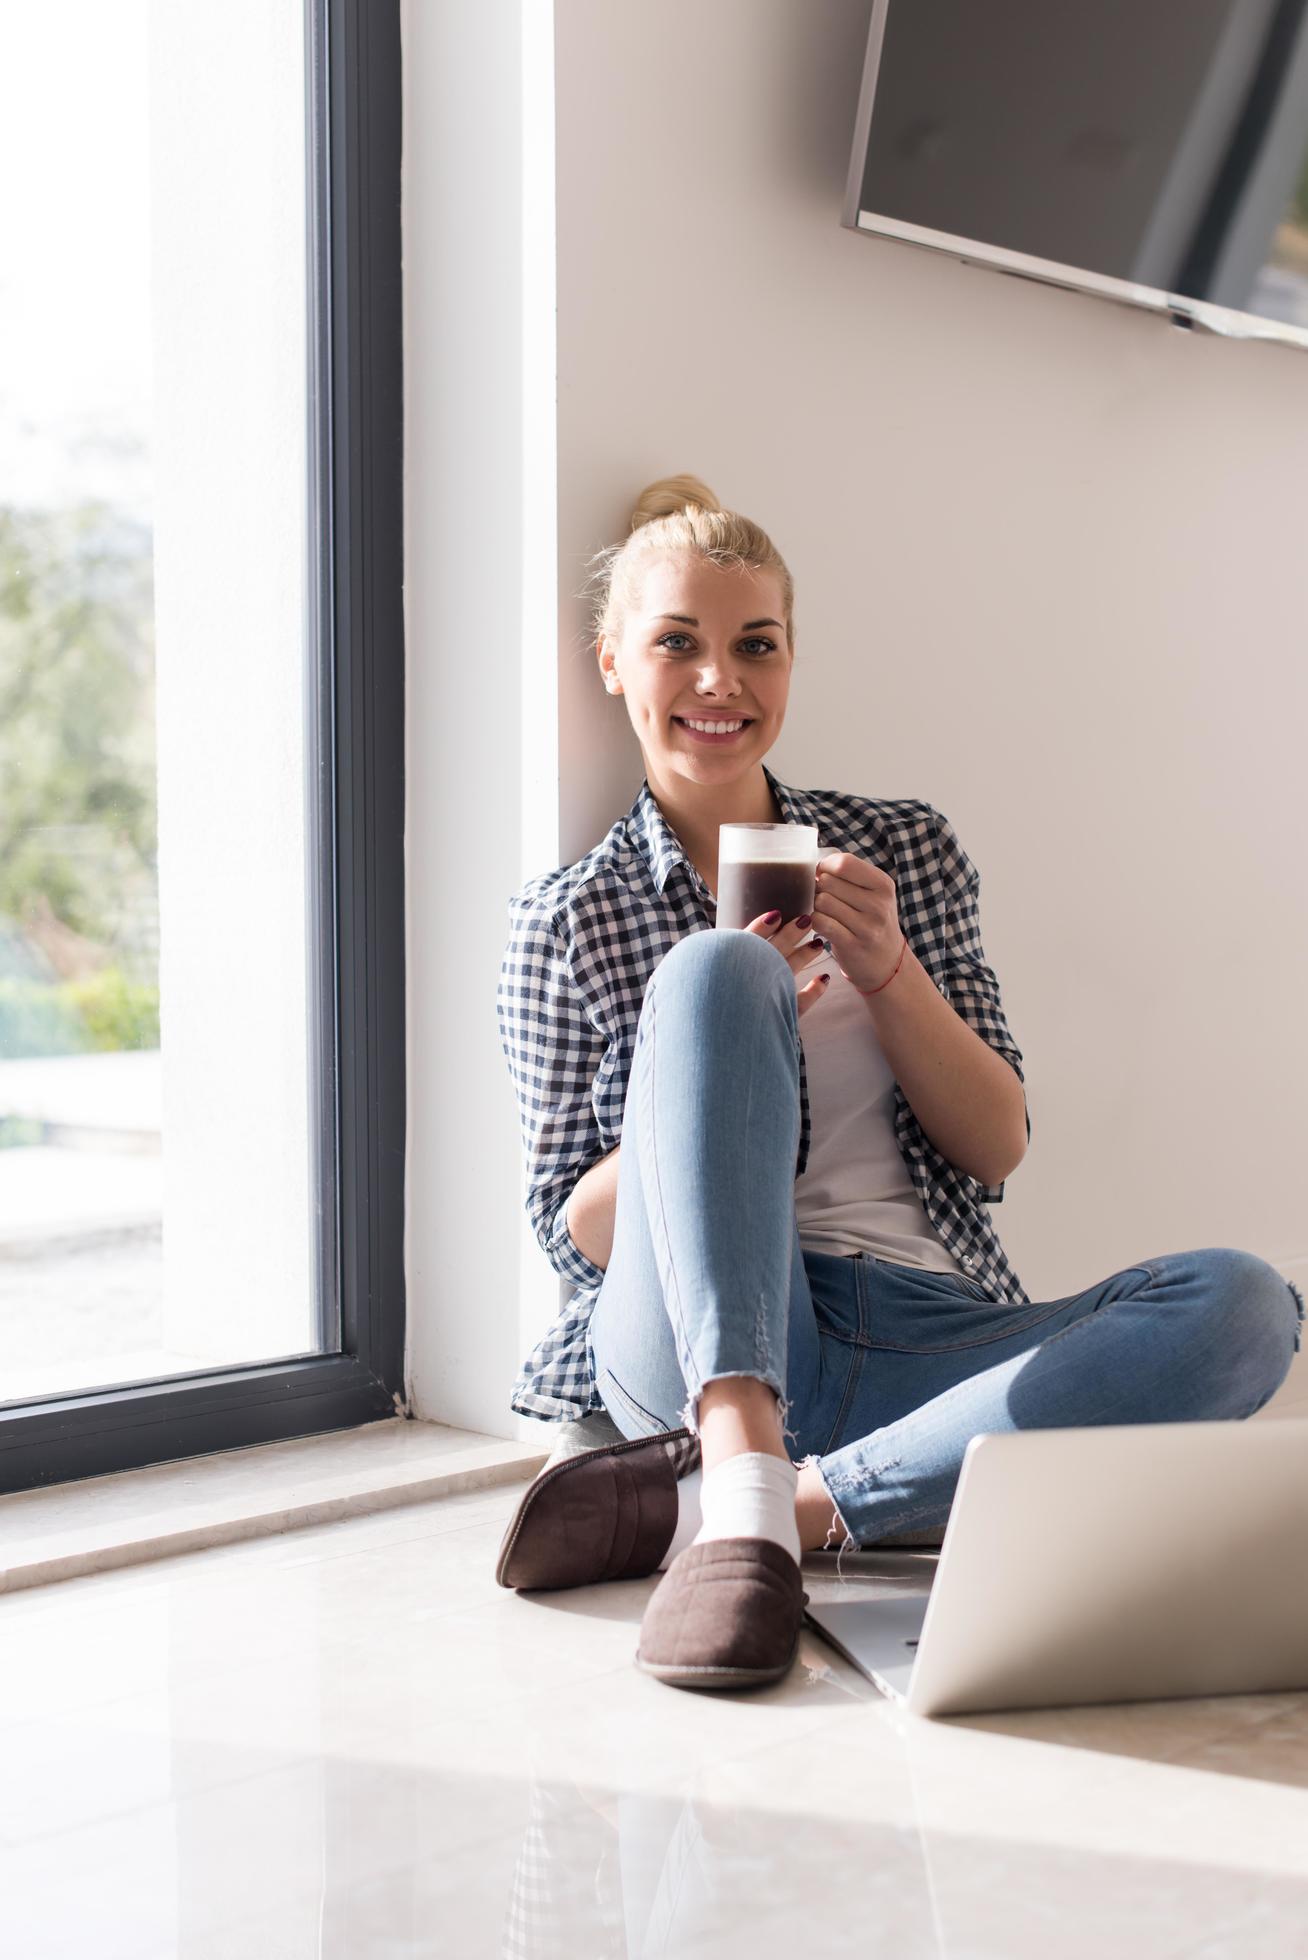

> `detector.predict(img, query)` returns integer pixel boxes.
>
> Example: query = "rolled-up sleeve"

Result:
[496,897,610,1290]
[931,807,1030,1203]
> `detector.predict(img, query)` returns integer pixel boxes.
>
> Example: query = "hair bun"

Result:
[629,473,722,534]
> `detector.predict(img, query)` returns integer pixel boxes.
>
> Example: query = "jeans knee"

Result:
[655,923,793,1003]
[1200,1248,1301,1400]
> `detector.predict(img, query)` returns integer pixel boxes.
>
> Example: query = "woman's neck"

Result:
[644,761,781,885]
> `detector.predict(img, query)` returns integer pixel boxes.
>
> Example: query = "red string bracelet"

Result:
[857,933,907,996]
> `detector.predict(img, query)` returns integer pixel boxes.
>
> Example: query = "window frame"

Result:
[0,0,406,1494]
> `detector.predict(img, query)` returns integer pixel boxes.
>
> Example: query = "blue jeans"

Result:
[586,930,1304,1548]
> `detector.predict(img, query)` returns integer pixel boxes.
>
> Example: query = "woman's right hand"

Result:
[747,909,830,1018]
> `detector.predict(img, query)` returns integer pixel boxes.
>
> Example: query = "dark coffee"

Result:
[716,859,816,932]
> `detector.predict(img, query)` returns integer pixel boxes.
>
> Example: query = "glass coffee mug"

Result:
[715,822,823,930]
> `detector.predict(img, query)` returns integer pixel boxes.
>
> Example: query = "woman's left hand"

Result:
[813,851,907,994]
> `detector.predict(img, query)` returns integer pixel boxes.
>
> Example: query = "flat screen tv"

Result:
[842,0,1308,347]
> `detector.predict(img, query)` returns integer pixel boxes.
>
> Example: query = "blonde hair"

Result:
[582,472,797,656]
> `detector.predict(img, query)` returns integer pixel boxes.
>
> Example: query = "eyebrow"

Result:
[651,613,783,630]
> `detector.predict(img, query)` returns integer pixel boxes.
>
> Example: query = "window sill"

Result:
[0,1419,547,1595]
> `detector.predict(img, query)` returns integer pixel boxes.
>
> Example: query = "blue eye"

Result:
[656,633,774,655]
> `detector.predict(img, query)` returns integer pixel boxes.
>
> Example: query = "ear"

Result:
[598,634,622,694]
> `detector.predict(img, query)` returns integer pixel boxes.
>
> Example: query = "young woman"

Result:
[495,473,1303,1691]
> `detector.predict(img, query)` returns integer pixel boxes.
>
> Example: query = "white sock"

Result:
[690,1451,801,1565]
[656,1465,704,1570]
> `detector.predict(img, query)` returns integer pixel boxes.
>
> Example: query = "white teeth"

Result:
[680,718,746,734]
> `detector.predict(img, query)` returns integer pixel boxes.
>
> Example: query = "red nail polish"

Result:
[764,909,781,924]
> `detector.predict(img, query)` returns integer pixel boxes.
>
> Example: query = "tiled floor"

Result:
[2,1481,1306,1957]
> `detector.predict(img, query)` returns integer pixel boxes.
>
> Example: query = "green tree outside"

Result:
[0,497,160,1062]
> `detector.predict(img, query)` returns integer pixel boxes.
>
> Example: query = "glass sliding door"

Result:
[0,0,405,1486]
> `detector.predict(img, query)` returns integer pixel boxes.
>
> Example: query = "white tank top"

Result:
[793,944,970,1276]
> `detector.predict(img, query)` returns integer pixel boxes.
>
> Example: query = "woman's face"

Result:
[599,552,793,786]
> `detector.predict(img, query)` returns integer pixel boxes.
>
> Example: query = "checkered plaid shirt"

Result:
[497,764,1032,1421]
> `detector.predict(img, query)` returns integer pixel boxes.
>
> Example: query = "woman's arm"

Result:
[497,898,611,1288]
[860,948,1027,1187]
[565,1143,622,1273]
[861,807,1029,1193]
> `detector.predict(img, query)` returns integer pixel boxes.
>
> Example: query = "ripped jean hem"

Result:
[793,1453,862,1574]
[676,1366,790,1444]
[801,1454,954,1573]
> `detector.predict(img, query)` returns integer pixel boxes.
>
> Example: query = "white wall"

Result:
[402,0,564,1432]
[405,0,1308,1437]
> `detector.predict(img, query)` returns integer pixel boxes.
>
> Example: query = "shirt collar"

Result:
[627,764,819,895]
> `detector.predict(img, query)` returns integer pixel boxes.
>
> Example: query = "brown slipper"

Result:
[634,1537,809,1690]
[496,1429,700,1591]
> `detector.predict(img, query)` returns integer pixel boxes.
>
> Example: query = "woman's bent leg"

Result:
[809,1248,1303,1549]
[587,929,830,1456]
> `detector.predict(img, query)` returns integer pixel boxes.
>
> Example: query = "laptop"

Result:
[802,1417,1308,1718]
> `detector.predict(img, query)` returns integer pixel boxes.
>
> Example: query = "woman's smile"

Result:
[672,714,754,745]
